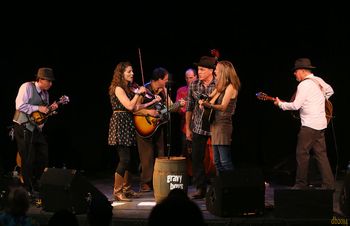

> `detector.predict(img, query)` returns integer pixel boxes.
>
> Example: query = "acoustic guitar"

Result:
[256,92,333,124]
[28,95,70,126]
[134,100,183,138]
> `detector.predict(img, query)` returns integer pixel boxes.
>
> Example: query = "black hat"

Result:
[36,67,55,81]
[292,58,316,71]
[194,56,216,69]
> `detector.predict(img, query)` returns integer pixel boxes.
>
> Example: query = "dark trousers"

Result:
[136,129,164,185]
[191,132,210,190]
[295,126,335,189]
[14,123,48,192]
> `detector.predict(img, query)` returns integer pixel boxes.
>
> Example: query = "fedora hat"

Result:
[292,58,316,71]
[194,56,216,69]
[36,67,55,81]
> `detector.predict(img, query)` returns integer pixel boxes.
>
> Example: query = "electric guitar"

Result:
[134,100,183,138]
[256,92,333,124]
[28,95,70,126]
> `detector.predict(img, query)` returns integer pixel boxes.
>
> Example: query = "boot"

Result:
[123,171,141,198]
[113,173,131,202]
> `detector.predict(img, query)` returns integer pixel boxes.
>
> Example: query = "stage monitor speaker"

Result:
[274,189,333,218]
[40,168,109,214]
[205,168,265,217]
[339,173,350,216]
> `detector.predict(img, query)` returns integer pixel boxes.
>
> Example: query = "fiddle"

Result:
[129,82,154,99]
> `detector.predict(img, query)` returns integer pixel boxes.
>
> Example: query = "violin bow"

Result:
[138,48,145,85]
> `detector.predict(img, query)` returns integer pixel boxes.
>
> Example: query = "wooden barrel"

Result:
[153,156,188,203]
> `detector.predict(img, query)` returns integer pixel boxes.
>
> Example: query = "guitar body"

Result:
[30,111,48,125]
[202,108,215,124]
[291,99,333,124]
[325,99,333,124]
[134,100,183,138]
[134,115,167,138]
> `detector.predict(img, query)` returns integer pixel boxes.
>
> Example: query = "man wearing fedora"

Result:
[186,56,217,199]
[274,58,335,190]
[12,67,58,195]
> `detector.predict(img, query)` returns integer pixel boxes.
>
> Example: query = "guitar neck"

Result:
[168,100,182,112]
[46,97,68,114]
[265,97,276,102]
[256,92,276,102]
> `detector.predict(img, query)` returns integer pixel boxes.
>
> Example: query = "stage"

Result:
[20,170,348,226]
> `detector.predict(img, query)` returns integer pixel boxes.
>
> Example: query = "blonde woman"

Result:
[199,60,241,174]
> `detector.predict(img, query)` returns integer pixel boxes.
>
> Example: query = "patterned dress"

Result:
[108,92,136,147]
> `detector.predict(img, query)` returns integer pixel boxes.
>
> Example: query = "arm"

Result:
[134,108,159,117]
[176,88,187,114]
[134,95,162,112]
[323,82,334,99]
[185,111,193,141]
[204,85,237,112]
[276,83,307,111]
[115,86,141,111]
[16,82,39,114]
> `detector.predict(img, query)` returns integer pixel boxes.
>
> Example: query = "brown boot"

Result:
[123,171,141,198]
[113,173,131,202]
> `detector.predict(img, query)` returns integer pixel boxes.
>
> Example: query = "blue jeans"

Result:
[213,145,233,174]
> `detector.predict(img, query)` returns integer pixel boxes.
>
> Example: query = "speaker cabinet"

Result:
[40,168,108,214]
[274,189,333,218]
[205,169,265,217]
[339,173,350,216]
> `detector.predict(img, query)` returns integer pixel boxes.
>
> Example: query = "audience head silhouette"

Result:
[148,188,205,226]
[0,186,39,226]
[48,209,79,226]
[87,193,113,226]
[6,186,30,216]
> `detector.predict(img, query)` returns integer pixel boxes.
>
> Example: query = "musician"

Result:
[108,61,160,201]
[199,60,241,174]
[135,67,184,192]
[176,68,197,157]
[273,58,335,190]
[186,56,216,199]
[12,67,58,195]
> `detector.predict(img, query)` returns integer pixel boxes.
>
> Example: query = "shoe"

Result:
[114,192,132,202]
[191,188,206,199]
[125,189,141,198]
[140,183,152,192]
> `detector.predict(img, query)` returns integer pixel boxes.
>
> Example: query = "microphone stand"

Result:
[166,82,172,159]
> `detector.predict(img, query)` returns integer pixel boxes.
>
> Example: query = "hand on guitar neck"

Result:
[256,92,285,106]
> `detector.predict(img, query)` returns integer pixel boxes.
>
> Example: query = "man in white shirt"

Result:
[274,58,335,190]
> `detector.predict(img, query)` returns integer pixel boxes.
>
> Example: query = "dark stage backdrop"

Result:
[1,6,349,182]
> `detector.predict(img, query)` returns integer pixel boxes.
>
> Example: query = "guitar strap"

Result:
[292,77,329,100]
[307,77,328,99]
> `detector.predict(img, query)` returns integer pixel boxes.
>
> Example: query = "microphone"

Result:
[166,73,174,87]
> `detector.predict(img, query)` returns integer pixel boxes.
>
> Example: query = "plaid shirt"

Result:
[186,78,216,136]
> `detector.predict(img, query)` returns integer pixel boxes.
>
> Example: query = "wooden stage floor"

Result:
[23,171,348,226]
